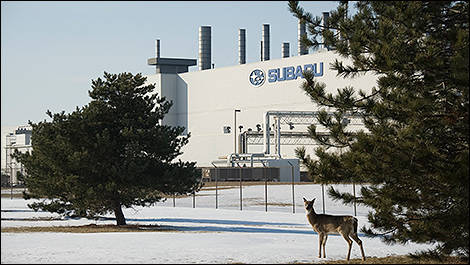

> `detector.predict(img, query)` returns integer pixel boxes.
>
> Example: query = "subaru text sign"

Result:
[249,62,324,87]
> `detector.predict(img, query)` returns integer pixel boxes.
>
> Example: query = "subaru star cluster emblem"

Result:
[249,69,265,87]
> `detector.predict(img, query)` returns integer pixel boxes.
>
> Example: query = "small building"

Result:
[4,126,32,185]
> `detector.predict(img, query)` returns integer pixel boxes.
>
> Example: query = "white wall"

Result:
[266,158,300,182]
[1,126,17,169]
[145,50,377,167]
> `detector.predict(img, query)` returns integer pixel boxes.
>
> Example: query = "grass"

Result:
[2,223,467,264]
[201,181,316,187]
[1,224,177,233]
[1,187,26,198]
[1,182,316,199]
[310,255,468,264]
[3,185,467,264]
[3,222,468,265]
[254,202,293,207]
[1,192,25,198]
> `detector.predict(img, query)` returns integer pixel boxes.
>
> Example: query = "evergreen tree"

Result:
[289,1,468,257]
[14,72,202,225]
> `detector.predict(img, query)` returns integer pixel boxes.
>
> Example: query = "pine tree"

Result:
[14,72,202,225]
[289,1,469,257]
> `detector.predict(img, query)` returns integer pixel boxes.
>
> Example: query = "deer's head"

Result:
[303,197,315,212]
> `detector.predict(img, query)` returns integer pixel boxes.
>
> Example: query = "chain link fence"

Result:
[162,165,360,216]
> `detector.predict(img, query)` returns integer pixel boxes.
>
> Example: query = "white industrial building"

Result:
[2,126,32,185]
[2,14,378,183]
[145,16,377,182]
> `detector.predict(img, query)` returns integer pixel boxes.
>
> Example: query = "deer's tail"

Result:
[353,217,359,234]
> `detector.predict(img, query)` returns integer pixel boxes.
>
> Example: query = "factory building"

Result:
[2,126,32,186]
[145,14,378,182]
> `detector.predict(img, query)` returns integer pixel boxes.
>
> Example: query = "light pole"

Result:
[234,109,241,153]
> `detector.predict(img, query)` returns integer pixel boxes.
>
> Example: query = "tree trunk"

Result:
[113,201,126,226]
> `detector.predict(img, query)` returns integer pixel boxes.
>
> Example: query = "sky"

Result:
[1,1,342,127]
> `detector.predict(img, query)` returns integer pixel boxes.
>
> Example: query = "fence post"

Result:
[237,163,242,211]
[261,160,268,212]
[287,161,295,214]
[193,191,195,208]
[10,180,13,200]
[321,184,325,214]
[173,194,176,207]
[353,182,357,216]
[211,163,218,210]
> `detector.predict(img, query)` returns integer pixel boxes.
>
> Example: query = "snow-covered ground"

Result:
[1,183,434,263]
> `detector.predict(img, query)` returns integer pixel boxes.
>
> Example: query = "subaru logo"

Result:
[249,69,265,87]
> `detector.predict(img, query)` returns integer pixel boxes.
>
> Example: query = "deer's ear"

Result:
[303,197,307,202]
[312,198,316,203]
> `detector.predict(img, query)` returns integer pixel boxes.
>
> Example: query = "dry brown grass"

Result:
[201,181,315,188]
[160,181,313,198]
[1,193,25,198]
[1,224,177,233]
[253,202,293,207]
[1,182,312,199]
[201,186,239,191]
[1,216,63,221]
[308,255,468,264]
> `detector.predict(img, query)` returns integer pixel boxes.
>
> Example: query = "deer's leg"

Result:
[318,233,324,258]
[341,233,353,261]
[350,233,366,261]
[322,234,328,258]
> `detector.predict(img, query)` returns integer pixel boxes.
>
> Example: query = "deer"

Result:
[303,197,366,261]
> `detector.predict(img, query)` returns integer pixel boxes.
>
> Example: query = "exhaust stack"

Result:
[322,12,330,50]
[199,26,211,70]
[282,42,289,58]
[262,24,270,61]
[298,19,307,55]
[239,29,246,64]
[155,39,160,59]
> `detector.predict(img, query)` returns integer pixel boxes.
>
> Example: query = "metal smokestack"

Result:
[155,39,160,59]
[282,42,290,58]
[199,26,211,70]
[262,24,270,61]
[322,12,330,50]
[298,19,307,55]
[239,29,246,64]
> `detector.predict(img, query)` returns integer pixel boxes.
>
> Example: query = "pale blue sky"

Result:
[1,1,341,126]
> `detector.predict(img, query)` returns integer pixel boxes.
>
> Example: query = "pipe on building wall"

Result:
[263,112,270,154]
[239,29,246,64]
[263,111,333,155]
[199,26,211,70]
[260,41,263,61]
[226,152,277,167]
[275,117,281,157]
